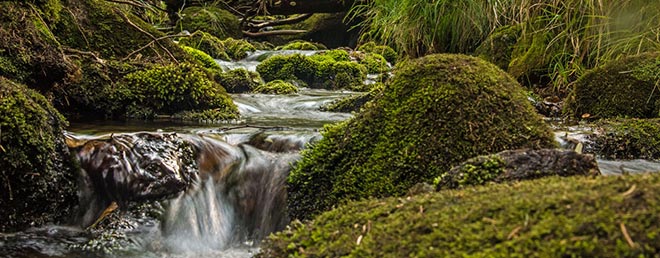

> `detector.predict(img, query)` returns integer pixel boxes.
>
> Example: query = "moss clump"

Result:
[565,52,660,119]
[176,6,240,39]
[222,37,257,60]
[314,49,351,62]
[181,45,221,70]
[0,77,77,232]
[507,29,558,82]
[261,173,660,257]
[475,25,522,70]
[275,40,327,50]
[357,41,398,64]
[321,91,377,113]
[178,31,231,60]
[257,53,367,90]
[588,118,660,160]
[356,52,389,74]
[288,54,556,220]
[120,62,238,119]
[213,68,261,93]
[253,80,299,94]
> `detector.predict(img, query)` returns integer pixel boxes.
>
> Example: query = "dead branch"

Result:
[246,13,312,30]
[63,47,106,64]
[116,9,178,63]
[123,33,191,61]
[243,29,307,37]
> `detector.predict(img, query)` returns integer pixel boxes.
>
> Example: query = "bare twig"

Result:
[123,33,191,61]
[620,222,637,248]
[246,13,312,30]
[243,29,307,37]
[116,9,178,63]
[64,47,106,64]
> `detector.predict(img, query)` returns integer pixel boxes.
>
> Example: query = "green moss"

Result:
[222,37,256,60]
[261,173,660,257]
[356,52,389,74]
[275,40,327,50]
[565,52,660,119]
[173,109,239,123]
[0,77,77,232]
[213,68,261,93]
[508,29,557,82]
[253,80,299,94]
[287,54,556,220]
[435,155,506,188]
[588,118,660,160]
[120,62,238,119]
[178,31,231,60]
[475,25,522,70]
[181,45,221,70]
[316,49,351,62]
[176,6,240,39]
[357,41,398,64]
[320,88,380,113]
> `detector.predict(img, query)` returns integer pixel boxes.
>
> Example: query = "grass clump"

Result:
[120,62,238,119]
[261,173,660,257]
[176,6,240,39]
[0,77,77,232]
[253,80,299,94]
[287,54,556,220]
[565,52,660,119]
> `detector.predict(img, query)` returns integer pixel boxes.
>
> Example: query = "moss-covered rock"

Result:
[175,6,240,39]
[257,53,367,90]
[275,40,327,51]
[507,29,558,83]
[0,77,77,232]
[119,62,238,119]
[287,54,556,220]
[178,31,231,60]
[435,149,600,190]
[587,118,660,160]
[565,52,660,119]
[355,52,389,74]
[260,173,660,257]
[357,41,398,64]
[253,80,299,94]
[475,25,522,71]
[222,37,256,60]
[214,68,261,93]
[313,49,351,62]
[181,45,221,70]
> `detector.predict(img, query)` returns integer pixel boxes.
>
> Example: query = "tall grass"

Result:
[349,0,660,89]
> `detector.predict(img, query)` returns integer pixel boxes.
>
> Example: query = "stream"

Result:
[2,50,660,258]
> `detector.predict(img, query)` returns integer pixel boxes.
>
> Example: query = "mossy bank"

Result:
[288,54,556,220]
[260,173,660,257]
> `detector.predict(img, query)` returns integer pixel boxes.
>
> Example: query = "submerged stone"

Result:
[0,77,77,232]
[287,54,556,220]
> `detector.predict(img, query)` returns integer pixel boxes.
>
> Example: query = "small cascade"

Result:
[216,50,319,72]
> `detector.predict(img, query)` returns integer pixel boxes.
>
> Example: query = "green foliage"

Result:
[213,68,262,93]
[357,42,398,64]
[275,40,327,50]
[287,54,556,220]
[253,80,299,94]
[475,25,522,71]
[565,52,660,119]
[176,6,240,39]
[257,53,367,90]
[120,62,238,118]
[180,45,221,70]
[0,77,77,232]
[261,173,660,257]
[589,119,660,160]
[222,38,256,60]
[178,31,231,60]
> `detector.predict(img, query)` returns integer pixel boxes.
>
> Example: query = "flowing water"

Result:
[3,50,660,257]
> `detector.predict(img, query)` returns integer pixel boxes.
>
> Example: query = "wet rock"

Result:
[436,149,600,190]
[586,118,660,160]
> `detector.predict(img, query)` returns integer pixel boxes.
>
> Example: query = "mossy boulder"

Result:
[435,149,600,190]
[253,80,299,94]
[176,6,240,39]
[586,118,660,160]
[475,25,522,71]
[222,38,256,60]
[178,31,231,60]
[357,41,398,64]
[181,45,221,70]
[275,40,327,51]
[287,54,556,220]
[565,52,660,119]
[261,173,660,257]
[0,77,77,232]
[214,68,261,93]
[119,62,238,119]
[257,53,366,90]
[355,52,389,74]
